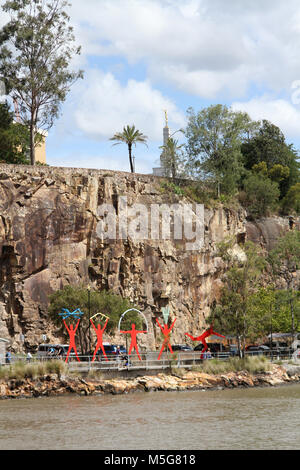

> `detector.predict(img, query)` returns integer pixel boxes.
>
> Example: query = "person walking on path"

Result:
[5,350,11,364]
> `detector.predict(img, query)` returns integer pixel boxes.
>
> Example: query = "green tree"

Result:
[252,161,268,177]
[0,0,83,165]
[241,120,299,197]
[0,100,30,163]
[247,288,300,339]
[48,285,141,354]
[185,105,257,195]
[159,137,185,180]
[282,183,300,214]
[268,230,300,337]
[110,124,148,173]
[268,164,290,184]
[210,241,266,356]
[242,173,280,218]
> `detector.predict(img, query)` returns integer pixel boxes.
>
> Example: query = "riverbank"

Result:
[1,363,300,399]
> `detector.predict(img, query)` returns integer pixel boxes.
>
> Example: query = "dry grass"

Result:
[0,360,67,380]
[190,356,272,375]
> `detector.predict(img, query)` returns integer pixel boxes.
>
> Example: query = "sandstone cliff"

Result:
[0,164,295,352]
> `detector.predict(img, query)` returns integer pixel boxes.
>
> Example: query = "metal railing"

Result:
[0,349,296,369]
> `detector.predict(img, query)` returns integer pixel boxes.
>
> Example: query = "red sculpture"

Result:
[90,318,109,362]
[185,324,225,358]
[120,324,147,360]
[156,318,176,360]
[63,319,81,363]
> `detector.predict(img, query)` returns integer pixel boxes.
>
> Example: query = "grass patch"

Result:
[191,356,272,375]
[0,360,67,381]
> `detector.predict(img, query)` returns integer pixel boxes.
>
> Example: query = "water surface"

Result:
[1,384,300,450]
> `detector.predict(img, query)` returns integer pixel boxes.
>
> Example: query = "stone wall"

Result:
[0,164,295,352]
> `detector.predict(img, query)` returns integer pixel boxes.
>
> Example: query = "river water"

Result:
[1,384,300,450]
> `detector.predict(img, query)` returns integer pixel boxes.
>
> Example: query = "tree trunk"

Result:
[289,290,295,338]
[171,157,176,180]
[128,143,134,173]
[30,123,36,165]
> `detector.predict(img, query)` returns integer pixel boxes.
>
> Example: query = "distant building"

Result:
[13,124,48,165]
[153,111,170,176]
[35,129,48,165]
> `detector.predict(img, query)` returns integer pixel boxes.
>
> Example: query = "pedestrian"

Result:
[5,350,11,364]
[26,352,32,363]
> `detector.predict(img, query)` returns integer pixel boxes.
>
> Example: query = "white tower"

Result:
[152,110,170,176]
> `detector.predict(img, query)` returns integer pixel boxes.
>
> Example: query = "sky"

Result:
[2,0,300,174]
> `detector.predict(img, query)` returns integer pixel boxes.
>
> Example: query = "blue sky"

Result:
[3,0,300,173]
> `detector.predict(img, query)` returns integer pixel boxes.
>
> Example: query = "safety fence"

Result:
[0,349,296,369]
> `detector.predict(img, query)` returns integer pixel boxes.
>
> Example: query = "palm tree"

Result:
[110,125,148,173]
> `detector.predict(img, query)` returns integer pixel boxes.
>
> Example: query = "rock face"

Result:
[0,164,296,352]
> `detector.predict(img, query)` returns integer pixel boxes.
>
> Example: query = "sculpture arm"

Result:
[63,320,70,334]
[156,318,163,332]
[212,331,225,339]
[74,319,80,333]
[90,319,97,333]
[185,333,199,341]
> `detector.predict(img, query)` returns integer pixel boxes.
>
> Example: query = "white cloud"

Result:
[68,0,300,100]
[72,69,185,141]
[232,95,300,142]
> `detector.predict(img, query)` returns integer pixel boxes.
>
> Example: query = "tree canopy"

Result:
[184,104,258,195]
[48,285,142,354]
[0,0,83,164]
[0,100,30,163]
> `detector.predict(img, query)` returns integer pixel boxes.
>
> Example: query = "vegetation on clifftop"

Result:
[160,105,299,217]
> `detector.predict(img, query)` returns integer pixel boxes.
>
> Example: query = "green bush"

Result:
[48,285,139,333]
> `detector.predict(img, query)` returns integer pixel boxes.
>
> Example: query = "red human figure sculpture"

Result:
[90,318,109,362]
[185,324,225,359]
[156,318,176,360]
[63,319,81,363]
[120,323,147,360]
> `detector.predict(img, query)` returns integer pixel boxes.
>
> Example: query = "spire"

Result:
[164,109,169,128]
[163,110,170,147]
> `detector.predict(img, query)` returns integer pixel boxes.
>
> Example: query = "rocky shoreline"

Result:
[1,364,300,399]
